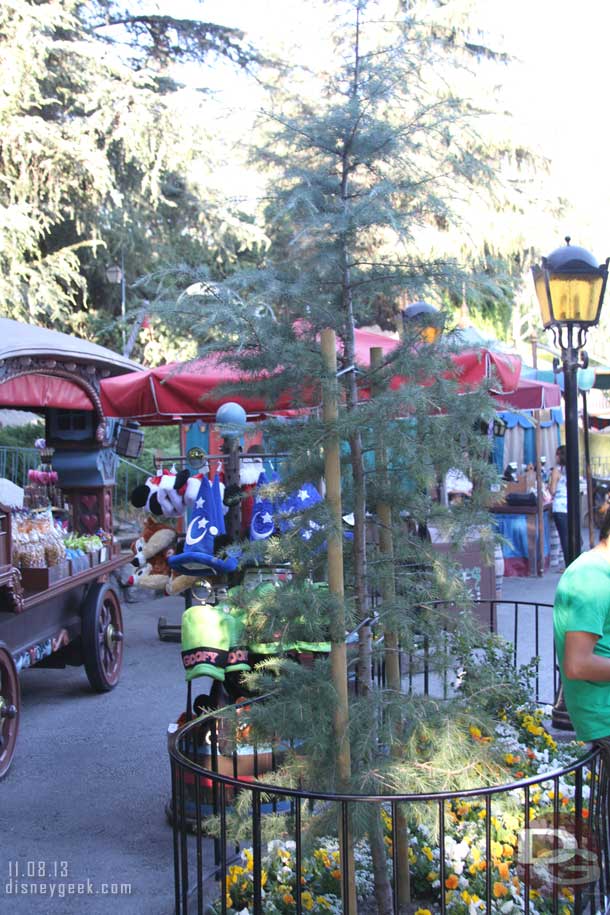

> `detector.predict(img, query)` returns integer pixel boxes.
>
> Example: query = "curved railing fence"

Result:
[168,601,603,915]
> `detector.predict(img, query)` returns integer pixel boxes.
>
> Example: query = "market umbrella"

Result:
[493,377,561,411]
[99,328,524,425]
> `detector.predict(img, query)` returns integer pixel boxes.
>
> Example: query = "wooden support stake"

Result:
[321,328,356,913]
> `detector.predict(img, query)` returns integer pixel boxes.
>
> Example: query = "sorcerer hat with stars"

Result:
[168,475,238,575]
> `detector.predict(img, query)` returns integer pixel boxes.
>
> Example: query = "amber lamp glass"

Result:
[531,238,608,330]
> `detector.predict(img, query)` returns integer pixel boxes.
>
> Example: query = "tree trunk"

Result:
[369,807,394,915]
[371,346,411,909]
[321,328,357,913]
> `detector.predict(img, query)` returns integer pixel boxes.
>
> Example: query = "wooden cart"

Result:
[0,318,142,778]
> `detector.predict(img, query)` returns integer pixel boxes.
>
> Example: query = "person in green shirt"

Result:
[554,508,610,747]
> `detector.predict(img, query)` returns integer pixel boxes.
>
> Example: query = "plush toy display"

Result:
[119,515,197,595]
[130,468,191,518]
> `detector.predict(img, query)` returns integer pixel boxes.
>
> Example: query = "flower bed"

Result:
[205,705,600,915]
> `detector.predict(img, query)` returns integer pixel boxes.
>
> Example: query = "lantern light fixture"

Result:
[531,237,609,342]
[402,301,444,344]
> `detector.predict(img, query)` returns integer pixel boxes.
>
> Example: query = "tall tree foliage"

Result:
[0,0,267,356]
[158,2,541,911]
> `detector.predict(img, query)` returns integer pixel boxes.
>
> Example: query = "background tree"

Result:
[0,0,269,357]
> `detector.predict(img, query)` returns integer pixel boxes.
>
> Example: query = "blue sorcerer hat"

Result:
[250,471,276,541]
[278,482,322,540]
[168,476,238,575]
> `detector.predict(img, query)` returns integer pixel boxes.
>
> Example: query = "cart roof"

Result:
[0,318,143,375]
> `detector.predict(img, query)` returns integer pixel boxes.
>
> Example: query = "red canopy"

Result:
[0,374,94,411]
[99,328,529,425]
[493,377,561,410]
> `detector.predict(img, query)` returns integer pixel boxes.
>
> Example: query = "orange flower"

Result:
[283,893,295,904]
[582,809,590,819]
[497,862,510,880]
[493,882,509,898]
[445,874,459,890]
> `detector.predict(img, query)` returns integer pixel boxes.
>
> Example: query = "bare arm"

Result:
[549,467,560,497]
[564,631,610,681]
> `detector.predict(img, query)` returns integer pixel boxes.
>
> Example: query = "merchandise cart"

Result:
[0,318,143,777]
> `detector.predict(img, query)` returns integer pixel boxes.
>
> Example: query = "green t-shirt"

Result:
[554,549,610,741]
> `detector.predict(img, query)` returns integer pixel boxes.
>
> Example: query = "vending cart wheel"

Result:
[82,583,124,692]
[0,643,20,779]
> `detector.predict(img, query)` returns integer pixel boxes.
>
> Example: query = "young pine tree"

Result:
[160,2,540,911]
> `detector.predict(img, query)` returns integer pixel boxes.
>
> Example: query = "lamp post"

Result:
[532,237,609,729]
[532,238,608,562]
[106,255,126,352]
[401,301,444,344]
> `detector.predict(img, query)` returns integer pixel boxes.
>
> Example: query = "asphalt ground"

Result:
[0,571,562,915]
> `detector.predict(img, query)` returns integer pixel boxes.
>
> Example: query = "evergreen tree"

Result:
[159,2,547,910]
[0,0,268,355]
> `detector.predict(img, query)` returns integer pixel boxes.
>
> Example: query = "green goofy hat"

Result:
[181,604,233,683]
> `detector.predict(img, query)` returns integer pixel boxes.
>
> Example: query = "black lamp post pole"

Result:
[553,326,585,730]
[561,325,582,565]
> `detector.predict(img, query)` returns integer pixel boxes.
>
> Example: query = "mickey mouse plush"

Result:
[130,468,190,518]
[119,515,197,595]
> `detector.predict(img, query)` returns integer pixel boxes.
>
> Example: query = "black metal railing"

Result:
[168,600,597,915]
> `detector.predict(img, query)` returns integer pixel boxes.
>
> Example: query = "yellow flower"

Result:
[415,909,433,915]
[461,891,471,904]
[427,872,438,882]
[493,882,509,898]
[491,840,503,858]
[317,898,332,910]
[422,846,434,862]
[561,888,575,903]
[302,891,314,911]
[469,725,482,739]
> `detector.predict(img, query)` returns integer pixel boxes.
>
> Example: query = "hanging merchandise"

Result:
[181,603,233,685]
[169,475,239,575]
[130,468,191,517]
[249,472,277,541]
[277,482,322,541]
